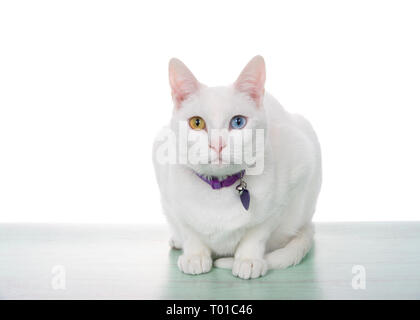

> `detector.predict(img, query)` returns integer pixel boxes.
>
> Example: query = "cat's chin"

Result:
[190,164,245,178]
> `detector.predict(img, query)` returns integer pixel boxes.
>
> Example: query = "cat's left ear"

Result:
[234,55,266,107]
[169,58,201,109]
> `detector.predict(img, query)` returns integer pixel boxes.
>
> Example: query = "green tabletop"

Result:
[0,222,419,299]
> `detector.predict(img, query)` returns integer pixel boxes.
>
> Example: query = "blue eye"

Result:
[230,115,247,129]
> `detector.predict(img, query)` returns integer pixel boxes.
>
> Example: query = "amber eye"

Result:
[189,116,206,130]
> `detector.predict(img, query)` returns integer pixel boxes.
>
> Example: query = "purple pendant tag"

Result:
[235,176,250,211]
[240,189,250,210]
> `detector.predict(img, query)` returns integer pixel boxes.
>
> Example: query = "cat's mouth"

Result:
[188,150,251,177]
[209,151,232,166]
[212,155,229,166]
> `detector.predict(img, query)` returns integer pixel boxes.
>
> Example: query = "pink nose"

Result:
[209,144,226,153]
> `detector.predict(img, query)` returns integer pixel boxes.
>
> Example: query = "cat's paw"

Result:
[232,258,268,279]
[177,253,213,275]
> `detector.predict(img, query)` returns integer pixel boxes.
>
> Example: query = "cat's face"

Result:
[169,56,267,177]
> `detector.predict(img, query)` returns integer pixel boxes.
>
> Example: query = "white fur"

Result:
[153,56,322,279]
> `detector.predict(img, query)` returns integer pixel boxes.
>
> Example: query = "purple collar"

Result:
[196,170,245,190]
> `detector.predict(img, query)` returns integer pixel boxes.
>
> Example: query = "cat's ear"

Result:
[169,58,201,108]
[234,55,266,107]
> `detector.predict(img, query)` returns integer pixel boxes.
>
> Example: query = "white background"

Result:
[1,1,419,223]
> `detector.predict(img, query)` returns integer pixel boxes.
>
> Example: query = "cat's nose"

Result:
[209,135,227,154]
[209,144,226,153]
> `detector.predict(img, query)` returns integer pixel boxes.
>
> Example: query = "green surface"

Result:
[161,222,420,299]
[0,222,419,299]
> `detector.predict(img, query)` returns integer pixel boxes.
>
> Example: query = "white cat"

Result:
[153,56,322,279]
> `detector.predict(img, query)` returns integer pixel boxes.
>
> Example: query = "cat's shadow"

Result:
[159,245,324,300]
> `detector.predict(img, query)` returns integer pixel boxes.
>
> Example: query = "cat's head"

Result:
[168,56,267,177]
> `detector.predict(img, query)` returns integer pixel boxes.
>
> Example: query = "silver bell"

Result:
[236,184,245,192]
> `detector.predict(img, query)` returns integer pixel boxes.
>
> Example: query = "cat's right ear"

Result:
[234,55,266,107]
[169,58,200,108]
